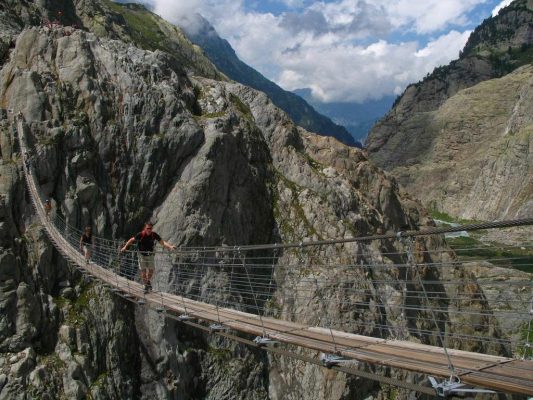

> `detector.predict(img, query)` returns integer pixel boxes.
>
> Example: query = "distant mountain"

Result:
[366,0,533,221]
[180,14,359,147]
[114,0,154,7]
[294,89,395,142]
[367,0,533,159]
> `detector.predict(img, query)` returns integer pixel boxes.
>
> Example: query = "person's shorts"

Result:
[82,245,91,256]
[138,253,155,271]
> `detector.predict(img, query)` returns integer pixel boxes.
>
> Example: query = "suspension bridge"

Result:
[16,118,533,397]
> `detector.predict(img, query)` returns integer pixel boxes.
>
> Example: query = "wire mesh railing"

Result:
[17,117,533,375]
[39,208,533,359]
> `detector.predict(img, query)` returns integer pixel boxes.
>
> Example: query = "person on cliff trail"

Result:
[120,222,176,293]
[80,226,94,264]
[44,199,52,219]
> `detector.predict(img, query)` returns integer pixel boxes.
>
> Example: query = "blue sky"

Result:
[141,0,514,103]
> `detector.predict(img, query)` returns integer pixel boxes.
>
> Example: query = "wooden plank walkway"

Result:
[18,121,533,396]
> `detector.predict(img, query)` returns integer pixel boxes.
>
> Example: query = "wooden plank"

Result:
[309,328,506,370]
[505,359,533,371]
[357,336,508,363]
[56,250,533,393]
[156,291,533,394]
[362,343,491,370]
[465,373,533,395]
[479,364,533,381]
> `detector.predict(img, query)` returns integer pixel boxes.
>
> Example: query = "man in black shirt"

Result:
[79,226,94,263]
[120,222,176,293]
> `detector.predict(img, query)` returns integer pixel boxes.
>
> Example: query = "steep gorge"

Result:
[0,2,514,399]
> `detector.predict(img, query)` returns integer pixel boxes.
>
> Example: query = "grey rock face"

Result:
[0,26,275,399]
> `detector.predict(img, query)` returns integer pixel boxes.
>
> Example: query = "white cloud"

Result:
[309,0,487,34]
[415,30,471,59]
[383,0,487,33]
[492,0,513,16]
[137,0,486,102]
[277,0,306,7]
[152,0,203,20]
[276,30,470,102]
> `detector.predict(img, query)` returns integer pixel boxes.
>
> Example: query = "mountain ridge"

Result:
[294,88,395,142]
[367,0,533,156]
[180,13,359,147]
[366,0,533,220]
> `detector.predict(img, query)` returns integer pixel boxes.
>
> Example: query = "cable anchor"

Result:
[253,336,279,346]
[319,353,352,368]
[428,376,495,398]
[209,323,228,332]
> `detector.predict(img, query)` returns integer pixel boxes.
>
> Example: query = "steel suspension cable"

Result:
[406,237,456,380]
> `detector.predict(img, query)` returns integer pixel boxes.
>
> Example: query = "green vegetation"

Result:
[53,282,97,326]
[303,153,323,173]
[446,236,533,273]
[518,324,533,359]
[38,132,63,146]
[264,298,282,317]
[272,171,320,240]
[194,111,226,120]
[40,353,66,371]
[429,209,482,225]
[208,345,232,362]
[387,387,399,400]
[341,218,360,237]
[229,93,253,122]
[90,372,109,390]
[428,211,532,273]
[105,1,165,51]
[429,209,455,223]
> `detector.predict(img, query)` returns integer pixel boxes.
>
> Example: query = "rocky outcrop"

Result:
[0,0,222,80]
[0,24,275,399]
[0,168,140,399]
[366,0,533,220]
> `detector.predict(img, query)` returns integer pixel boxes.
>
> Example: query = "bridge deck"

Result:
[18,121,533,396]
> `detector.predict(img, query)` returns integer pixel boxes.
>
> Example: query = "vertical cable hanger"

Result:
[523,294,533,360]
[240,248,277,346]
[209,247,226,331]
[176,247,194,321]
[403,235,469,396]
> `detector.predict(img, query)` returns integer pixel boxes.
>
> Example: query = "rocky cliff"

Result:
[366,0,533,220]
[0,1,512,399]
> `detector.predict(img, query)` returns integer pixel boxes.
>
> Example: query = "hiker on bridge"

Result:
[44,199,52,219]
[23,151,32,171]
[80,226,94,263]
[120,222,176,293]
